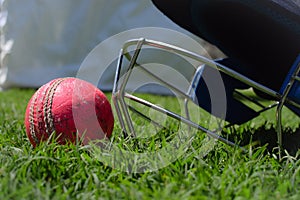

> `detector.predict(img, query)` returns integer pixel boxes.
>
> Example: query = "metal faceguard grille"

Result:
[112,38,300,153]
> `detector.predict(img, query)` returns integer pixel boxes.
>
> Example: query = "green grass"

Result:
[1,88,300,199]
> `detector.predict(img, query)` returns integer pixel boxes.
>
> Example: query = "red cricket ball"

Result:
[24,77,114,147]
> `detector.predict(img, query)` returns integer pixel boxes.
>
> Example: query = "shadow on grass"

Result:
[224,125,300,156]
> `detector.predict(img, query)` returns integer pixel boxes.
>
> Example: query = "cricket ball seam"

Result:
[29,89,39,145]
[43,78,66,137]
[28,78,66,145]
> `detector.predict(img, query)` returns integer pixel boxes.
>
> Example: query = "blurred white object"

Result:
[0,0,13,88]
[0,0,221,91]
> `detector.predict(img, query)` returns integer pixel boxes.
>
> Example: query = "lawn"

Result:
[1,88,300,200]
